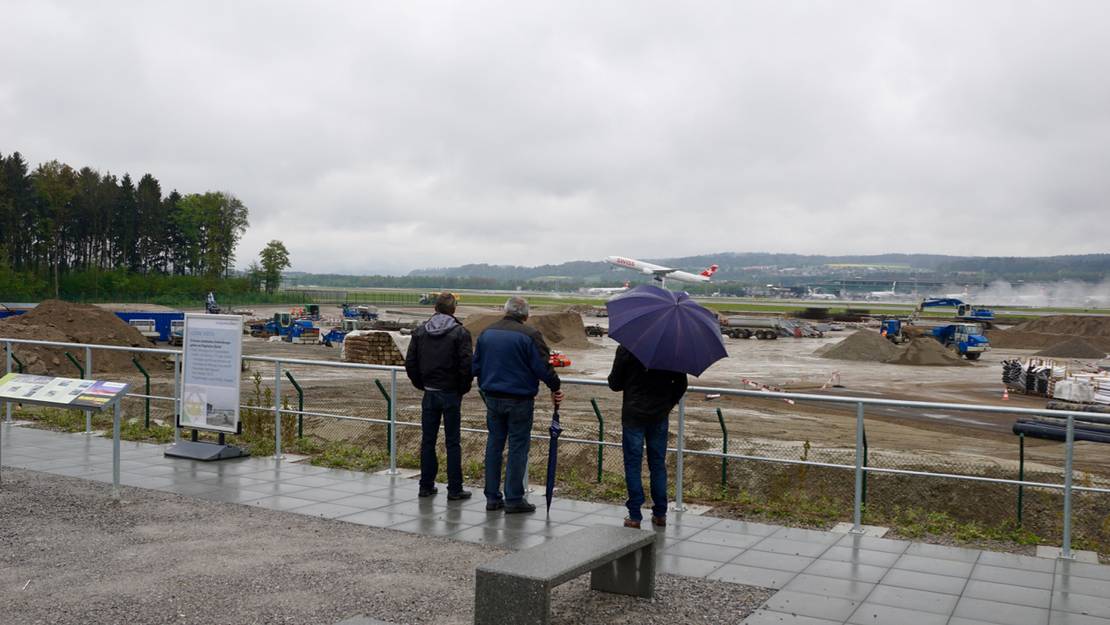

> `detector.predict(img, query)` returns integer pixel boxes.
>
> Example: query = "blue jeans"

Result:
[622,418,669,521]
[420,391,463,493]
[483,396,535,505]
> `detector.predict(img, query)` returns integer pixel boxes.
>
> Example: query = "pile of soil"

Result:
[988,314,1110,351]
[887,337,971,367]
[0,300,163,376]
[463,312,590,349]
[815,330,899,362]
[1034,337,1108,359]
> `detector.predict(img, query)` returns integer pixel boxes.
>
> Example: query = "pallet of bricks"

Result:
[342,331,405,366]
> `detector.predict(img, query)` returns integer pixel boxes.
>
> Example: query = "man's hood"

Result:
[424,313,459,336]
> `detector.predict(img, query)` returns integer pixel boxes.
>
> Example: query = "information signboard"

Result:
[0,373,128,410]
[179,313,243,434]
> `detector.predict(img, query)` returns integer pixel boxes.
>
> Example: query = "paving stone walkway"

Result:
[3,423,1109,625]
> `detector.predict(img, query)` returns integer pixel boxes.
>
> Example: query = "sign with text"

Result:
[180,313,243,433]
[0,373,128,410]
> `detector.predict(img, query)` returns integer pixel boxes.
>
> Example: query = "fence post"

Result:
[374,379,392,453]
[11,353,22,374]
[716,408,728,487]
[1017,432,1025,525]
[284,371,304,439]
[674,395,687,512]
[273,360,283,460]
[132,358,150,428]
[65,350,92,434]
[388,369,398,475]
[1062,415,1074,559]
[591,398,605,483]
[851,402,865,533]
[4,341,10,423]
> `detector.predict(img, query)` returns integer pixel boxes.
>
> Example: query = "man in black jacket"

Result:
[405,292,473,499]
[607,345,687,528]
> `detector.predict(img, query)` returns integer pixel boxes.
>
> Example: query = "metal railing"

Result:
[3,336,1109,559]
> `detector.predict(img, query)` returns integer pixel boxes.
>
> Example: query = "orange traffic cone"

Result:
[1002,387,1010,401]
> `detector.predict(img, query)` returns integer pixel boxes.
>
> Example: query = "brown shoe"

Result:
[651,516,666,527]
[623,517,641,529]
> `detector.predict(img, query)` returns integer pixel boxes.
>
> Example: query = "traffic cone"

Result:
[1002,387,1010,401]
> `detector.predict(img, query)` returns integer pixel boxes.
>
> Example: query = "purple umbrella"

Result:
[605,285,727,376]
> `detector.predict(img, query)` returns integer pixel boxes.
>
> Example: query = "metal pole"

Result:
[1062,414,1075,559]
[387,369,398,474]
[4,340,10,423]
[84,347,92,434]
[173,353,181,444]
[112,401,121,501]
[1018,433,1025,525]
[674,395,687,512]
[591,398,604,483]
[273,360,283,460]
[852,402,865,533]
[716,408,728,487]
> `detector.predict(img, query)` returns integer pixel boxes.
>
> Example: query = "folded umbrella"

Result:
[544,407,562,513]
[605,285,727,376]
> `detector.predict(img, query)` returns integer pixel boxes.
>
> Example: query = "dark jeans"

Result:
[622,418,669,522]
[420,391,463,494]
[483,396,535,505]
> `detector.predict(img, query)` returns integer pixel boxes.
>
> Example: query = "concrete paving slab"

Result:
[829,522,888,537]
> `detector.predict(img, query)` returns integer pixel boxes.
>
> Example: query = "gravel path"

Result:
[0,469,771,625]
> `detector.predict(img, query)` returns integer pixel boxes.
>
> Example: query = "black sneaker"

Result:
[485,501,505,511]
[418,487,438,498]
[447,490,472,501]
[504,502,536,514]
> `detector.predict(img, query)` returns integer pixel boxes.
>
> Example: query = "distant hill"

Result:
[408,253,1110,284]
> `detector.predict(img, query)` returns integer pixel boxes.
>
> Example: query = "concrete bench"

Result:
[474,525,657,625]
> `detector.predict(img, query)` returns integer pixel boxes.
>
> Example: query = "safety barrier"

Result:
[3,336,1109,559]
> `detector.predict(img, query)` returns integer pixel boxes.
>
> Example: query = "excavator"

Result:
[914,298,996,328]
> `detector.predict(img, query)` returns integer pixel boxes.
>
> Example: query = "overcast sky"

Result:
[3,2,1109,274]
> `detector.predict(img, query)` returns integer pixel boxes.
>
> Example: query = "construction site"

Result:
[3,296,1110,555]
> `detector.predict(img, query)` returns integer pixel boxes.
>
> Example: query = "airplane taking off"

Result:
[605,255,718,287]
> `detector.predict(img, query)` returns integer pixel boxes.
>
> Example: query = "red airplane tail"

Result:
[700,264,719,278]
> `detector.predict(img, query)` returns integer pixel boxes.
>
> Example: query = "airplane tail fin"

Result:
[700,264,719,278]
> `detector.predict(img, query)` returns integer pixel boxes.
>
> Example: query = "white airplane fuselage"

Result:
[604,256,716,284]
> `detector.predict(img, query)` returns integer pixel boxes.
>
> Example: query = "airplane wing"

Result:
[649,267,676,276]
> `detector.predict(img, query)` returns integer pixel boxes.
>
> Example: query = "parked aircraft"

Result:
[866,282,899,300]
[582,281,631,296]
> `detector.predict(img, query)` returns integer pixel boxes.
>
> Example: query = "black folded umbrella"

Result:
[544,408,562,513]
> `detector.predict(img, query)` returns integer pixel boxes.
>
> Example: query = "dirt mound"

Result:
[463,312,590,349]
[987,329,1110,351]
[0,300,164,376]
[815,330,899,362]
[1010,315,1110,338]
[1034,337,1108,359]
[887,337,971,367]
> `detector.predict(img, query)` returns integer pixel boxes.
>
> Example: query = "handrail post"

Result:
[1062,414,1075,559]
[4,340,10,423]
[284,371,304,439]
[716,408,728,487]
[172,353,181,444]
[374,379,393,455]
[674,395,687,512]
[1017,433,1025,525]
[132,358,150,428]
[273,360,283,460]
[862,424,869,507]
[111,400,121,501]
[591,398,605,483]
[388,369,398,474]
[86,348,93,434]
[851,402,865,533]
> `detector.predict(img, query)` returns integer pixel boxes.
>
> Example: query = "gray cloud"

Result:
[2,1,1108,274]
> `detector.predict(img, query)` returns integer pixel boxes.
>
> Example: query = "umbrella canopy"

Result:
[605,285,727,377]
[544,408,562,513]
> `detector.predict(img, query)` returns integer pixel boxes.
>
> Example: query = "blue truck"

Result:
[930,323,991,360]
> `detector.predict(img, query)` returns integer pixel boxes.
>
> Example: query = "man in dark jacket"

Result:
[473,296,563,513]
[608,345,687,528]
[405,292,473,499]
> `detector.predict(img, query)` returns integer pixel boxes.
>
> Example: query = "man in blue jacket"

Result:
[473,296,563,513]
